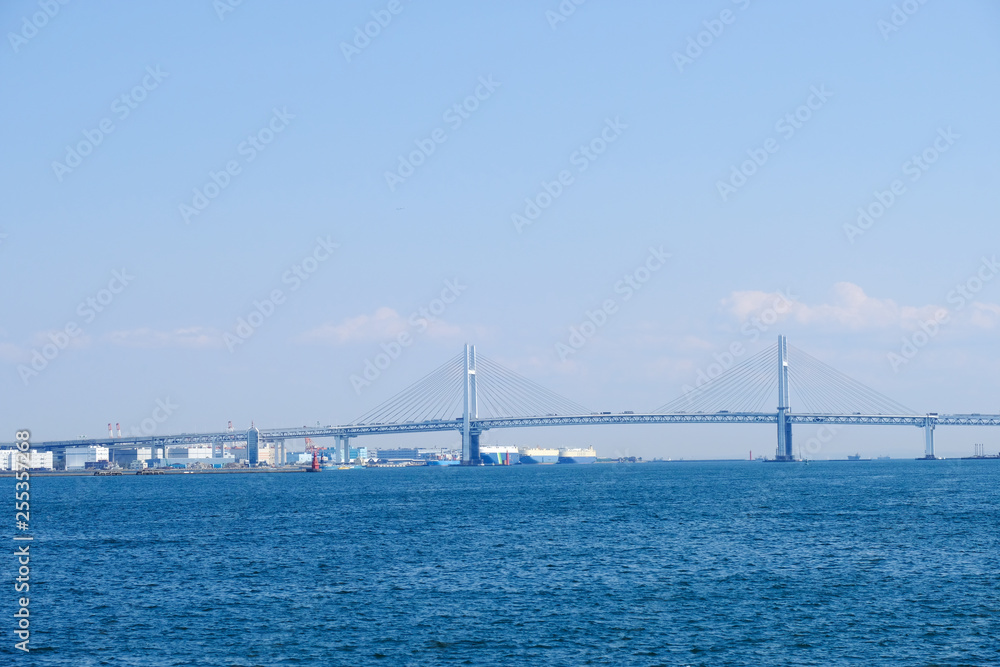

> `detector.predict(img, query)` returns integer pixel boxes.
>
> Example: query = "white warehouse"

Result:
[166,446,214,459]
[0,449,54,470]
[65,445,109,470]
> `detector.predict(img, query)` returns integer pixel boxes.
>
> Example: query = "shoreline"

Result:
[0,467,311,477]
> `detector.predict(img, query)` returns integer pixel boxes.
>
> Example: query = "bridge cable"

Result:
[655,343,778,414]
[353,353,465,424]
[786,345,912,414]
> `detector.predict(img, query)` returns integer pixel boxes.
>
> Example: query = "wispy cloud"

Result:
[27,330,93,349]
[0,331,92,364]
[970,302,1000,329]
[297,307,409,344]
[0,341,28,363]
[722,282,990,331]
[297,307,464,345]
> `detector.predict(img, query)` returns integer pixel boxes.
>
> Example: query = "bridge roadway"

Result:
[20,412,1000,452]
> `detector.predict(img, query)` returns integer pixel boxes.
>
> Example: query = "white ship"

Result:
[479,445,520,465]
[558,447,597,464]
[518,447,559,464]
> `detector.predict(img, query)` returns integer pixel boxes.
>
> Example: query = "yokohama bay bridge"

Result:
[26,336,1000,463]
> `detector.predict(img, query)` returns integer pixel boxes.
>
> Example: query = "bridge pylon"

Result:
[462,344,480,464]
[775,334,795,461]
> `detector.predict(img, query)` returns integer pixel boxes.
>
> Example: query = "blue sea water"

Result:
[6,460,999,666]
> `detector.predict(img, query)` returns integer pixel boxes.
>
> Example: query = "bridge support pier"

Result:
[918,416,937,460]
[777,411,794,460]
[337,435,352,464]
[470,431,481,462]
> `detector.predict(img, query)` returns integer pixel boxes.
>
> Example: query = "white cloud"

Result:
[723,282,950,331]
[0,331,91,363]
[297,307,463,345]
[969,302,1000,329]
[722,289,793,322]
[0,341,27,363]
[27,330,92,350]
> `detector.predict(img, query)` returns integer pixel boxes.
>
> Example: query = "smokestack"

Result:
[108,422,113,438]
[116,423,121,438]
[228,420,233,432]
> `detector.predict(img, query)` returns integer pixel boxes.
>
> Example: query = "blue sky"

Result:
[2,0,999,459]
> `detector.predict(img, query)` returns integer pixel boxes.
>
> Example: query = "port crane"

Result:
[304,437,326,472]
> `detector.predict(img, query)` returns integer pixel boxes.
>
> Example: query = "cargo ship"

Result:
[479,446,519,465]
[518,447,559,464]
[558,447,597,464]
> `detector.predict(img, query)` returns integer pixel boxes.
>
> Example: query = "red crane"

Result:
[304,437,326,472]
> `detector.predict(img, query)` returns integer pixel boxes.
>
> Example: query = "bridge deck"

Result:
[16,412,1000,451]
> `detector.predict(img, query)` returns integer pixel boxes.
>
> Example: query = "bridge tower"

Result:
[775,335,794,460]
[462,344,481,464]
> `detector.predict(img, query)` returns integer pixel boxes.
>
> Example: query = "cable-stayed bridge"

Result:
[28,336,1000,462]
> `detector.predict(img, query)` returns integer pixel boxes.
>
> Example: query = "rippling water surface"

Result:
[8,460,1000,665]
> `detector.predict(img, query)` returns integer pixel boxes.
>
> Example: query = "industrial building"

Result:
[0,449,54,470]
[65,445,109,470]
[291,446,367,465]
[373,448,454,462]
[231,443,275,465]
[375,448,422,460]
[113,447,153,466]
[165,445,213,459]
[104,445,237,469]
